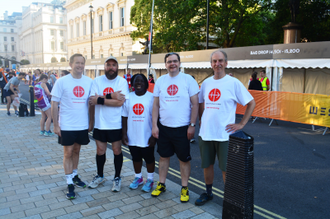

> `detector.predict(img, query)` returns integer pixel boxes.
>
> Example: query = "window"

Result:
[70,25,73,38]
[99,15,103,32]
[60,42,64,50]
[12,45,15,52]
[60,17,63,24]
[4,37,7,41]
[76,23,79,37]
[50,29,55,36]
[109,12,113,29]
[50,16,54,23]
[120,7,125,27]
[11,29,14,33]
[60,30,64,37]
[4,45,7,52]
[3,28,6,32]
[83,21,86,35]
[51,41,55,50]
[100,54,103,58]
[11,37,14,42]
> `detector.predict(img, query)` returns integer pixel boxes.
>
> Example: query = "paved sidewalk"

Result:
[0,104,222,219]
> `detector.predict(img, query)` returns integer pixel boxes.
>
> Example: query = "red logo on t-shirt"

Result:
[103,87,114,95]
[133,103,144,115]
[73,86,85,97]
[208,88,221,102]
[167,85,178,96]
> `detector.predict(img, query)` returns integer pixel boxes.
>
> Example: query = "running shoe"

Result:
[7,111,10,116]
[151,182,166,197]
[44,131,54,137]
[180,187,189,203]
[112,177,121,192]
[72,175,87,188]
[88,175,106,189]
[39,131,45,136]
[141,179,154,193]
[66,184,76,199]
[195,192,213,206]
[15,110,18,116]
[129,177,143,190]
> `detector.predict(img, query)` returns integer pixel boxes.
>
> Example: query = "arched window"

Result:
[51,57,58,63]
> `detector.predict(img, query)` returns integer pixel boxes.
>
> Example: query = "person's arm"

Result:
[187,94,198,140]
[9,83,18,97]
[225,99,256,133]
[88,103,95,132]
[122,116,129,145]
[267,79,271,91]
[151,97,160,139]
[199,102,204,126]
[41,82,51,96]
[51,101,61,137]
[89,92,125,107]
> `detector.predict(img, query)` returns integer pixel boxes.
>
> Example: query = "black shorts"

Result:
[157,121,191,162]
[58,129,90,146]
[129,146,155,164]
[3,89,15,97]
[93,128,122,143]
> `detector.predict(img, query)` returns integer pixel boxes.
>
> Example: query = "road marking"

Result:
[88,135,286,219]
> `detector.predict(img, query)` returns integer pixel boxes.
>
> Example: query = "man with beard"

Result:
[88,56,129,192]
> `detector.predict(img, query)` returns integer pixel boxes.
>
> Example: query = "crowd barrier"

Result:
[236,90,330,128]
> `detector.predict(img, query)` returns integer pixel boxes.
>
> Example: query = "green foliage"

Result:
[20,59,30,65]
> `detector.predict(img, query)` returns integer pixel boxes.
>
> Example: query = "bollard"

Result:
[29,86,35,116]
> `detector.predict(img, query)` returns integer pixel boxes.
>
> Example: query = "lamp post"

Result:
[89,3,93,59]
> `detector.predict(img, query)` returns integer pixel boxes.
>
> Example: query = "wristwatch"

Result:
[190,123,196,127]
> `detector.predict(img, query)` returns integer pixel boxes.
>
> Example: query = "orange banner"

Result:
[237,91,330,127]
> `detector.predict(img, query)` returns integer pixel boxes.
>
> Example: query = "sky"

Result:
[1,0,54,18]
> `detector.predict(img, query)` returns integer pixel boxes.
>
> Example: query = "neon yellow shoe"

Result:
[151,182,166,197]
[180,187,189,203]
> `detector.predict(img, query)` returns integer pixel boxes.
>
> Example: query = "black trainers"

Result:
[72,175,87,188]
[195,193,213,206]
[66,184,76,199]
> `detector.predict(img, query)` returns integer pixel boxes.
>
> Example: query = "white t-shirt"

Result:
[199,75,253,141]
[122,91,154,147]
[153,72,199,128]
[51,74,93,131]
[90,75,129,130]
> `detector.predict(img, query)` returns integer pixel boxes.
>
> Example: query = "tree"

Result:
[130,0,272,52]
[20,59,30,65]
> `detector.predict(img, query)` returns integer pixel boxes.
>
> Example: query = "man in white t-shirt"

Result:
[88,56,129,192]
[195,50,256,206]
[51,54,94,200]
[151,52,199,203]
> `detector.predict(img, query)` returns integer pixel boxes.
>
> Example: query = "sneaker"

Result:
[7,111,10,116]
[88,175,106,189]
[112,177,121,192]
[44,131,54,137]
[72,175,87,188]
[15,110,18,116]
[195,192,213,206]
[180,187,190,203]
[129,177,143,190]
[66,184,76,199]
[39,131,45,135]
[151,182,166,197]
[141,179,154,193]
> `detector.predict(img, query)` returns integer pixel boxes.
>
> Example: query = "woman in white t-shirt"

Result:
[122,74,156,193]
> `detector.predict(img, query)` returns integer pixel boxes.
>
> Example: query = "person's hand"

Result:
[111,91,125,101]
[88,122,93,132]
[152,126,159,139]
[122,134,129,146]
[148,136,157,147]
[54,125,61,137]
[187,126,195,140]
[225,123,244,134]
[14,93,18,97]
[89,93,99,106]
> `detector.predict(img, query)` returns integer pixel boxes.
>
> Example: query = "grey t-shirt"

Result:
[4,77,20,91]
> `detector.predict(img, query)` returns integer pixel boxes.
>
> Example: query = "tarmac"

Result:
[0,103,223,219]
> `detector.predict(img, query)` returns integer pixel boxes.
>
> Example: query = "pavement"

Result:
[0,103,223,219]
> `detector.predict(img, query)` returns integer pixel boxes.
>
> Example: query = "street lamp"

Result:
[89,3,93,59]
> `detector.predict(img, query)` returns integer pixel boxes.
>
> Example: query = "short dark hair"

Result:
[252,72,258,80]
[61,70,70,75]
[70,54,85,64]
[18,72,26,77]
[131,73,149,90]
[38,74,48,81]
[260,69,266,74]
[164,52,180,63]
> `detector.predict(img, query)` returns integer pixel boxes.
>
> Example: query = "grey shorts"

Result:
[198,136,229,171]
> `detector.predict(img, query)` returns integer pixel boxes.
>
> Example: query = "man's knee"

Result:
[112,141,122,155]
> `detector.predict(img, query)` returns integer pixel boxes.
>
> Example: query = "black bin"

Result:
[222,131,254,219]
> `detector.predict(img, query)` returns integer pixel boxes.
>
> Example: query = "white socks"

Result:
[147,172,154,180]
[66,174,73,185]
[135,172,142,179]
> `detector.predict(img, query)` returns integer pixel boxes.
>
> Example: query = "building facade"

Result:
[0,12,22,65]
[19,2,68,64]
[64,0,143,59]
